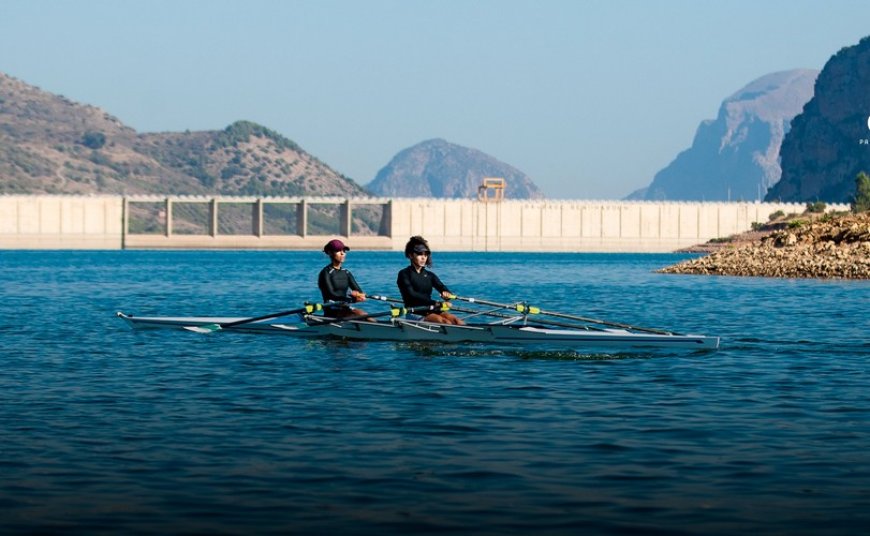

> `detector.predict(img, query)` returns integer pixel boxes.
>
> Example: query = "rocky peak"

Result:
[366,138,544,199]
[766,36,870,202]
[631,69,818,201]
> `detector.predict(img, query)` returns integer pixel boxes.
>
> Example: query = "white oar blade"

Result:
[183,324,222,333]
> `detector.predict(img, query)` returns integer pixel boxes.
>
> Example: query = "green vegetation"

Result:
[768,210,785,221]
[221,165,244,180]
[788,219,807,229]
[81,131,106,150]
[805,201,826,213]
[214,120,301,152]
[750,221,764,231]
[88,151,111,167]
[853,171,870,213]
[709,235,736,243]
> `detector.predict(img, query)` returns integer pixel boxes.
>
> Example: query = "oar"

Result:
[324,303,442,323]
[370,295,452,308]
[447,305,609,331]
[369,295,455,313]
[448,295,676,335]
[370,295,404,304]
[184,302,326,333]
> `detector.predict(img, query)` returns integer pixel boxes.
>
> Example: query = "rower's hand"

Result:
[440,291,453,301]
[351,291,366,303]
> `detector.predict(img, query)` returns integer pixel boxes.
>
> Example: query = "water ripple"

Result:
[1,251,868,535]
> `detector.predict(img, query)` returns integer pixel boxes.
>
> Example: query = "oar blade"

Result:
[183,324,222,333]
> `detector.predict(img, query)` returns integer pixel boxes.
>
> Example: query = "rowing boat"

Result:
[116,298,720,351]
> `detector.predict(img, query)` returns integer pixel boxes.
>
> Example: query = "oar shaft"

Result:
[220,301,335,328]
[322,304,437,323]
[448,305,605,331]
[450,295,674,335]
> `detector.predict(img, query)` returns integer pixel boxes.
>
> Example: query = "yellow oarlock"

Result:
[390,307,407,317]
[514,304,540,314]
[304,303,323,314]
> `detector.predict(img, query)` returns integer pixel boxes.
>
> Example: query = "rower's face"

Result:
[410,251,429,268]
[330,250,346,263]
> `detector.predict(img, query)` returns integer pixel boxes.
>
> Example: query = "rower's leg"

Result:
[423,313,448,324]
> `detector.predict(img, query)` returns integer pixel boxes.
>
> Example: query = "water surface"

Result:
[1,251,868,534]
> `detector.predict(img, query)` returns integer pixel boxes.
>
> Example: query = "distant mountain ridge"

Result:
[367,138,544,199]
[628,69,818,201]
[767,36,870,202]
[0,71,366,197]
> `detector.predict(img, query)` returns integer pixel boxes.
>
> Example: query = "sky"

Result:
[1,0,869,199]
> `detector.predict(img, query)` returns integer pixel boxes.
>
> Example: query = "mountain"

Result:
[628,69,818,201]
[0,71,366,197]
[366,138,544,199]
[766,36,870,203]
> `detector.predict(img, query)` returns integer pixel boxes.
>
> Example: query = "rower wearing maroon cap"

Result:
[317,238,369,319]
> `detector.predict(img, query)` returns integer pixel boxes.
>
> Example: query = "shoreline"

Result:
[658,212,870,279]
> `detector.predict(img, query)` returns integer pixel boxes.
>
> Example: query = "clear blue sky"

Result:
[1,0,868,199]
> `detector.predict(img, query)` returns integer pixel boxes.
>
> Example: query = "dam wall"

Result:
[389,199,838,252]
[0,195,849,252]
[0,195,124,249]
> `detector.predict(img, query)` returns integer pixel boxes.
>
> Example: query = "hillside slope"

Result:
[0,72,366,197]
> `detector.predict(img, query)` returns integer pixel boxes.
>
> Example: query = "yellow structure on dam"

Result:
[0,195,849,252]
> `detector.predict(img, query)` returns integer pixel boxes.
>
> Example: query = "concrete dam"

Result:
[0,195,847,252]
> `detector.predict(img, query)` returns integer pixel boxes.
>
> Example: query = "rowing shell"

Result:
[116,312,720,351]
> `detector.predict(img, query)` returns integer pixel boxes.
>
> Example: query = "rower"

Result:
[317,239,372,320]
[396,236,464,325]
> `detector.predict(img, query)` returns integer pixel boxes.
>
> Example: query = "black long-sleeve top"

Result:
[318,265,362,304]
[396,265,450,308]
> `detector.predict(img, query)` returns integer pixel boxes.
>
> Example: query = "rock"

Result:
[658,212,870,279]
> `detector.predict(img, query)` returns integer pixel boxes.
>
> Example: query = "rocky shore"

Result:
[658,212,870,279]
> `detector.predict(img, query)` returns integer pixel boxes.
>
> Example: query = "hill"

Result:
[766,36,870,203]
[366,138,544,199]
[629,69,818,201]
[0,72,366,197]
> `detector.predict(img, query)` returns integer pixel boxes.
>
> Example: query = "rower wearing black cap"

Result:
[396,236,465,325]
[318,238,369,319]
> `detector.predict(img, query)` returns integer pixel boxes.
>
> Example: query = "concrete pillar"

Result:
[297,199,307,237]
[340,199,351,237]
[381,200,392,236]
[122,197,129,249]
[165,198,173,237]
[252,199,263,237]
[209,198,218,237]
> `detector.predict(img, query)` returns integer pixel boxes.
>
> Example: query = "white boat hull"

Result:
[117,312,719,351]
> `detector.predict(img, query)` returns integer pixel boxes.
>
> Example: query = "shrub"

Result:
[88,151,111,166]
[788,219,807,229]
[805,201,826,213]
[853,171,870,213]
[751,221,764,231]
[221,165,244,180]
[768,210,785,221]
[709,235,735,243]
[81,131,106,149]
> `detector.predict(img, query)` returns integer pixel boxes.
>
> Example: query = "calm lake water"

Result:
[1,250,868,535]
